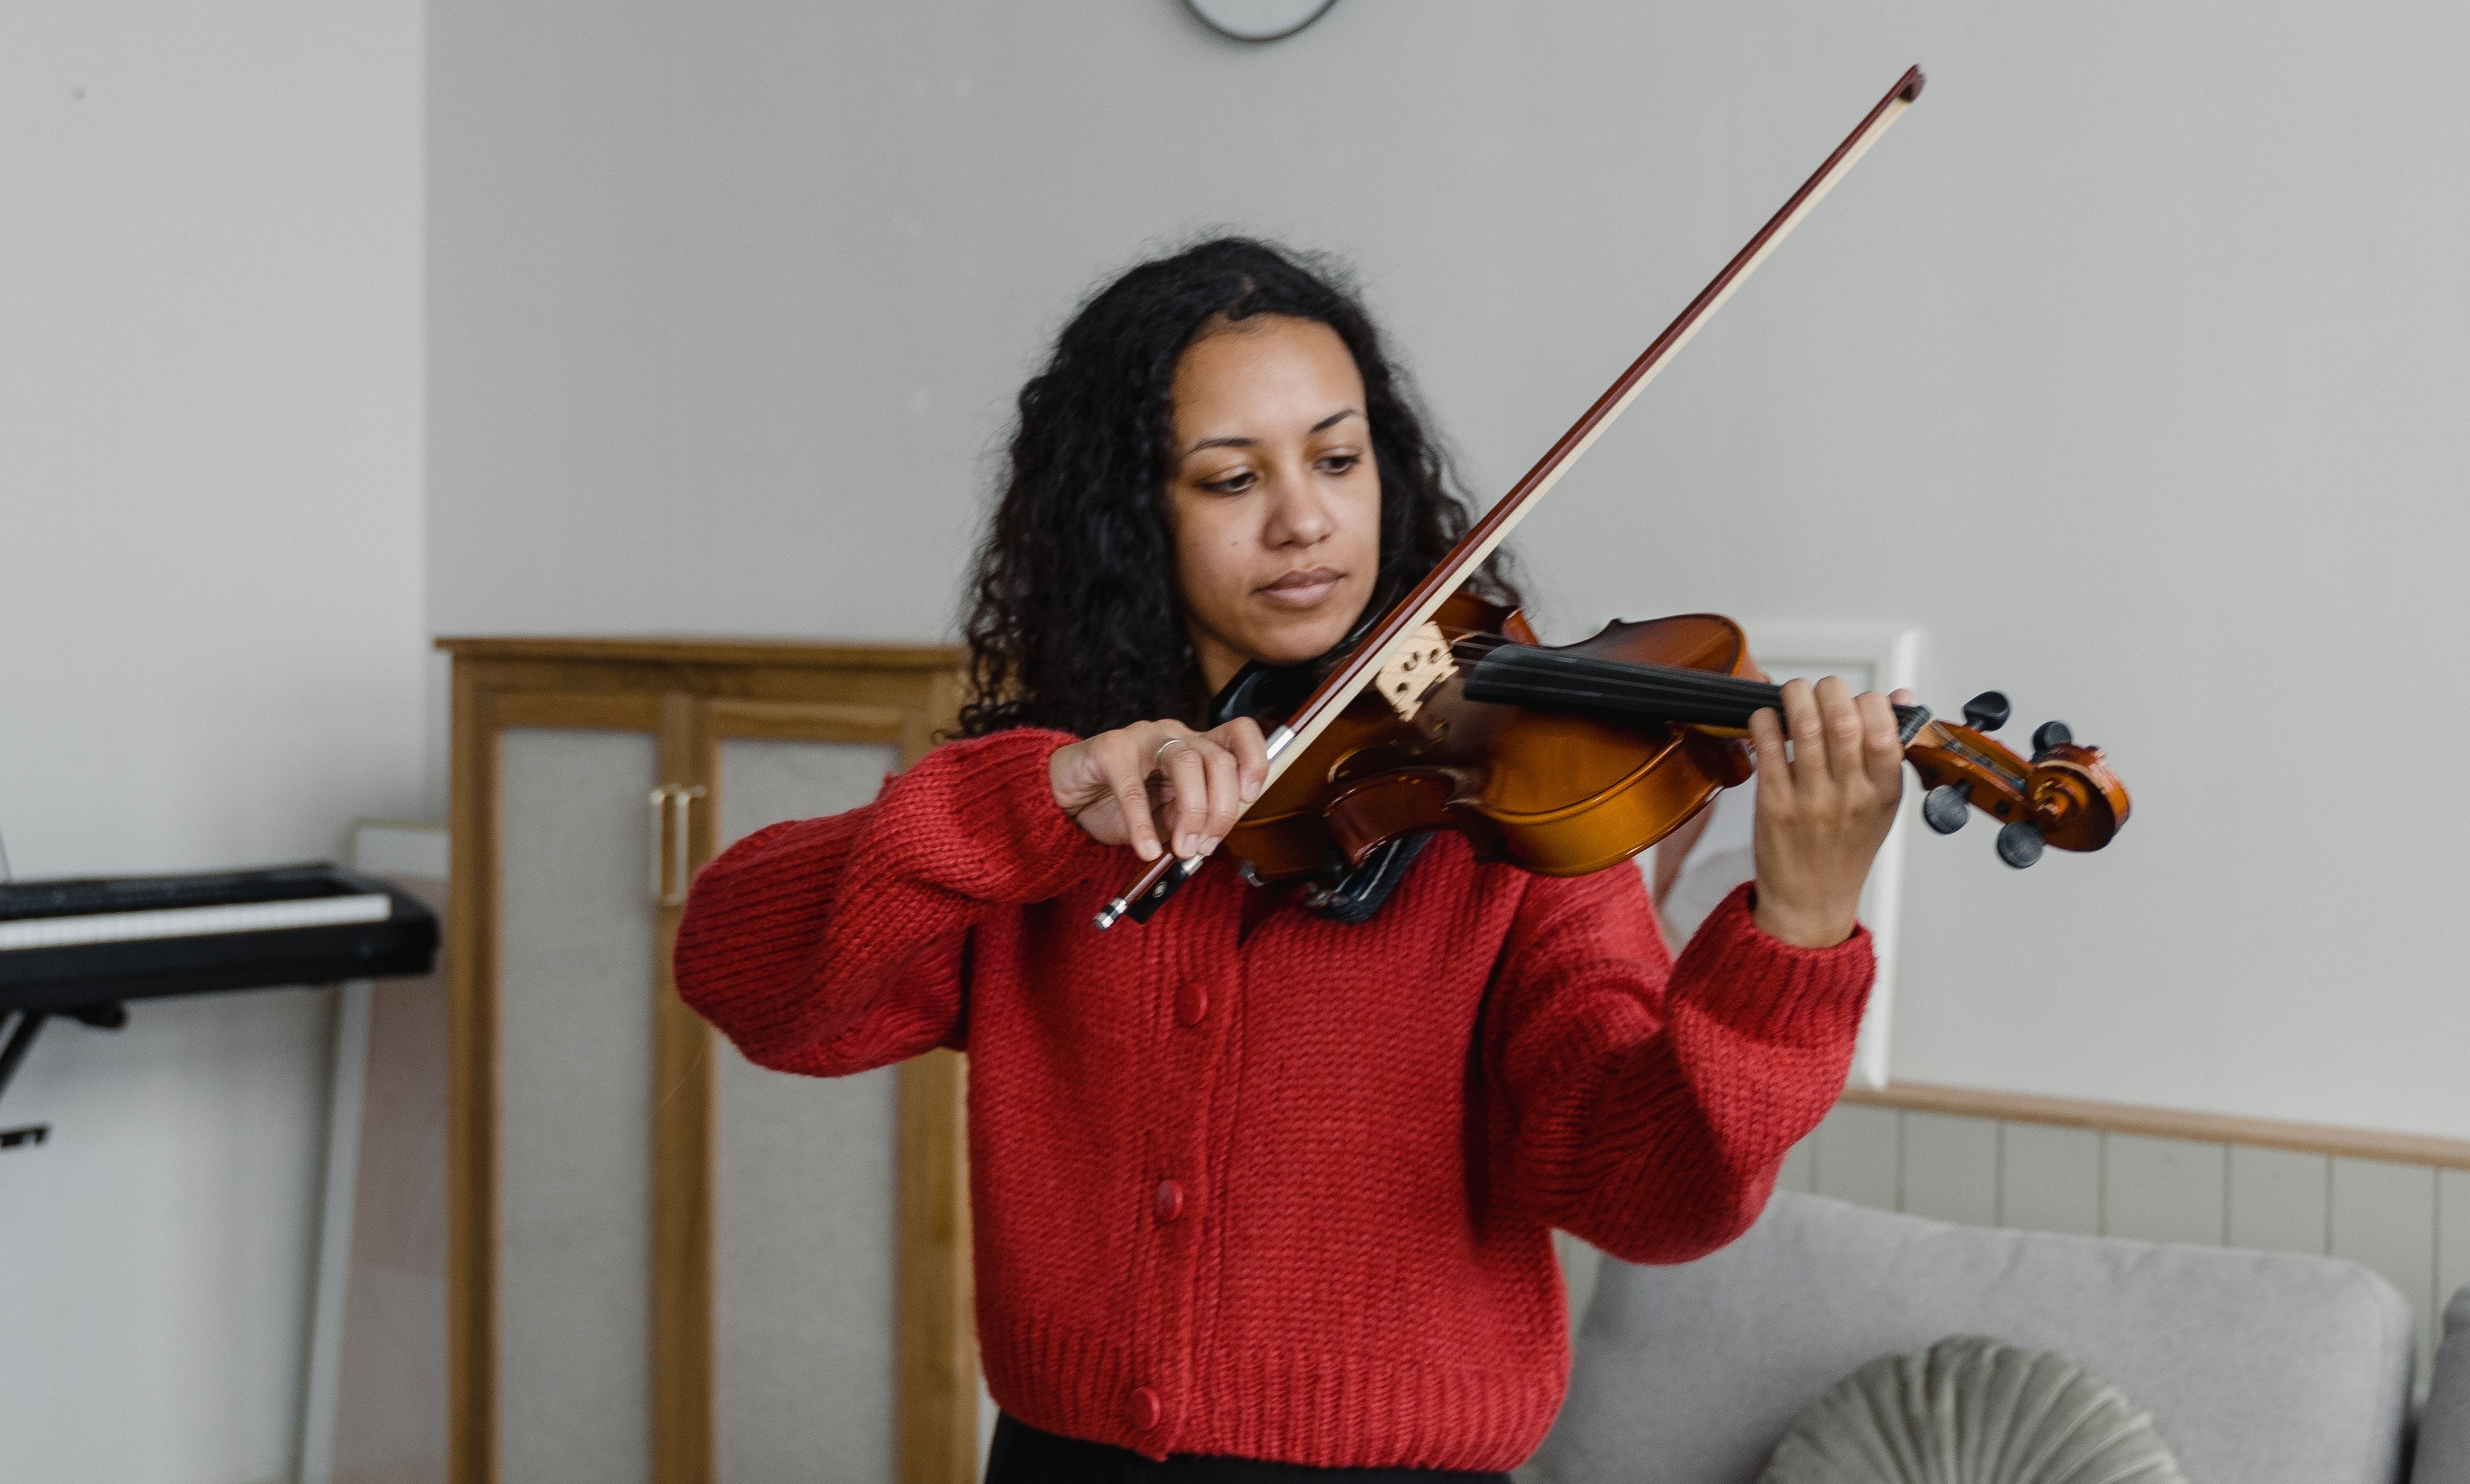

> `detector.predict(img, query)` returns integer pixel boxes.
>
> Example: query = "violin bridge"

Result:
[1372,621,1458,720]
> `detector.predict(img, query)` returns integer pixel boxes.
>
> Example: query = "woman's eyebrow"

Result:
[1184,409,1363,457]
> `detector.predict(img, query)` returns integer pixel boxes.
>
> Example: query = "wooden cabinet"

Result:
[439,638,973,1484]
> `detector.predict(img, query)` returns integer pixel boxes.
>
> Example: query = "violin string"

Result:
[1468,671,1761,721]
[1463,646,1924,737]
[1468,645,1780,719]
[1466,642,1780,698]
[1461,664,1768,726]
[1460,679,1750,726]
[1505,660,1778,710]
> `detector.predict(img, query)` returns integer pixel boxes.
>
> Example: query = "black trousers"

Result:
[983,1413,1514,1484]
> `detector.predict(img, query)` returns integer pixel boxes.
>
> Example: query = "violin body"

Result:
[1226,593,1757,884]
[1222,591,2130,891]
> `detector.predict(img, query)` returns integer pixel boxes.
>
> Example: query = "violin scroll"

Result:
[1906,703,2129,869]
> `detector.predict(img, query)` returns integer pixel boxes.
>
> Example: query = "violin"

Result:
[1201,589,2127,904]
[1095,64,2131,931]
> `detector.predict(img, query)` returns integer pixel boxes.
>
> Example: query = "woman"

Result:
[673,238,1906,1481]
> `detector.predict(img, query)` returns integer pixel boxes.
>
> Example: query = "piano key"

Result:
[0,893,394,953]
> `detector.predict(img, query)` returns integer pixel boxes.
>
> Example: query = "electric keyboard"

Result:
[0,863,439,1016]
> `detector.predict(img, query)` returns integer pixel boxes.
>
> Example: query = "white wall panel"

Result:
[1900,1112,1996,1228]
[2227,1147,2329,1256]
[2441,1171,2470,1325]
[2330,1158,2438,1384]
[1810,1104,1898,1211]
[1998,1123,2100,1238]
[2101,1135,2225,1248]
[1776,1138,1817,1196]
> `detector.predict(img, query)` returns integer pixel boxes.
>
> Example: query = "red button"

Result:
[1130,1385,1162,1430]
[1175,980,1209,1026]
[1154,1178,1184,1224]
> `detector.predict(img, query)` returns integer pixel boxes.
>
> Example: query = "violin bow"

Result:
[1096,63,1927,930]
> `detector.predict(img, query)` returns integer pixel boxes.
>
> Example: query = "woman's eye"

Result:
[1318,453,1360,476]
[1201,470,1255,494]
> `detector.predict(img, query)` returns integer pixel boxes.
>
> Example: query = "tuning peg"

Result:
[1962,691,2011,732]
[2031,720,2073,761]
[1921,785,1971,835]
[1996,820,2046,868]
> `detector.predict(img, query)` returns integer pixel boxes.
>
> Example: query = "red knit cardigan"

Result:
[672,726,1873,1472]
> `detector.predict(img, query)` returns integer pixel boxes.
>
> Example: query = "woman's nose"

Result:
[1264,472,1335,547]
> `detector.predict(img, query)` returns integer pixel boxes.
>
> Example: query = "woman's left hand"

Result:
[1746,677,1911,948]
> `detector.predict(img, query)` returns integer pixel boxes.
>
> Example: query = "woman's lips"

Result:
[1257,567,1343,608]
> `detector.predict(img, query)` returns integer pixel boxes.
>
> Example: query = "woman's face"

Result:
[1165,315,1382,694]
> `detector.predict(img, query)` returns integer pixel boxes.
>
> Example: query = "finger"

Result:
[1748,705,1792,807]
[1814,676,1863,784]
[1856,691,1905,791]
[1158,731,1212,856]
[1778,678,1823,782]
[1105,730,1165,861]
[1192,739,1244,853]
[1210,715,1271,802]
[1889,687,1915,707]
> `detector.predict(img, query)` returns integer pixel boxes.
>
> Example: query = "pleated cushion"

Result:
[1759,1335,2187,1484]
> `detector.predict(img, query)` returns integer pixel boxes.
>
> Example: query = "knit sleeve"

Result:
[1487,871,1873,1265]
[671,726,1111,1077]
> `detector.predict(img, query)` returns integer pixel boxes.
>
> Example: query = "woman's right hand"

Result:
[1049,716,1270,862]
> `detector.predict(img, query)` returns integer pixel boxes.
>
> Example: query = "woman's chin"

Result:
[1243,618,1359,669]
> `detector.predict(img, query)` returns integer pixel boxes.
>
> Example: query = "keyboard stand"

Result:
[0,1002,125,1147]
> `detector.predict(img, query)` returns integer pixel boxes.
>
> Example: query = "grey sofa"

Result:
[1528,1192,2470,1484]
[2423,1285,2470,1482]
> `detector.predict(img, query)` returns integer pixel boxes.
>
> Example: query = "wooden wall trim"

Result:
[1844,1081,2470,1171]
[437,635,960,670]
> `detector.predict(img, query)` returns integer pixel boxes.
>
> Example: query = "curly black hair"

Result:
[958,236,1519,738]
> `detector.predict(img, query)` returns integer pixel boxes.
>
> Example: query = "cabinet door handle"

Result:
[649,787,675,904]
[666,786,705,908]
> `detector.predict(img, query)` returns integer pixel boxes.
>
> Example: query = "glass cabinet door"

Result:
[497,724,663,1484]
[707,730,904,1484]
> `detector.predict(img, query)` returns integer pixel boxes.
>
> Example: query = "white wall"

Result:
[427,0,2470,1143]
[0,3,427,1481]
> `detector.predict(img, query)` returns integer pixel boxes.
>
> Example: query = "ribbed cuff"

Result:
[888,726,1115,903]
[1669,882,1874,1045]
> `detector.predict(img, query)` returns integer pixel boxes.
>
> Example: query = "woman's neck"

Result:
[1187,624,1254,698]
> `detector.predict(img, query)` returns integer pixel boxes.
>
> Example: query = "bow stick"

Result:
[1096,63,1926,930]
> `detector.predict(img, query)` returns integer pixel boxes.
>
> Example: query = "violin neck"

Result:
[1458,641,1928,741]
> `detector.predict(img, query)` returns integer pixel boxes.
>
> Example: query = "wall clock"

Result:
[1184,0,1338,43]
